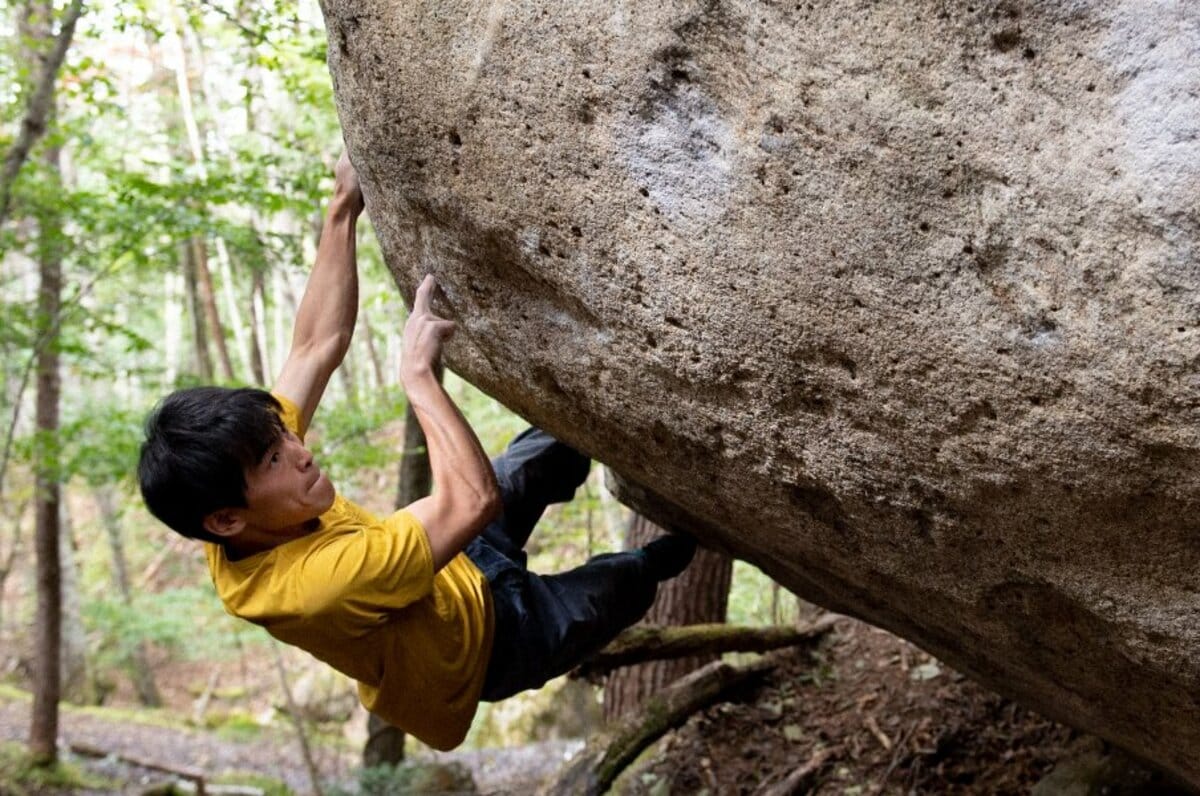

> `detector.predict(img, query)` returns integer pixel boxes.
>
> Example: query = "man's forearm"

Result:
[270,156,365,432]
[291,183,362,356]
[405,369,501,565]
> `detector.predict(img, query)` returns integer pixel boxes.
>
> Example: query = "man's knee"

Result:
[511,428,590,498]
[557,442,591,491]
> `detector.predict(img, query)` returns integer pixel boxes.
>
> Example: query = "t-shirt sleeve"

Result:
[271,392,306,439]
[291,509,436,631]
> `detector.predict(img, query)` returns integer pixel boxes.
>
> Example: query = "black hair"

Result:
[138,386,285,543]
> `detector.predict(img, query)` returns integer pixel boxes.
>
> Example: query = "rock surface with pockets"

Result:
[322,0,1200,783]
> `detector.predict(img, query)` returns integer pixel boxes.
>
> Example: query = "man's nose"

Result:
[297,446,313,469]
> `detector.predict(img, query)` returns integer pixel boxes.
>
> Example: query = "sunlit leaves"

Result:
[308,388,409,490]
[0,0,351,479]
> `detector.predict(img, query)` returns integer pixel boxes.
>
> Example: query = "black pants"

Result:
[465,428,659,701]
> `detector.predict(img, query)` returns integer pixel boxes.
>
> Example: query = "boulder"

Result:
[322,0,1200,783]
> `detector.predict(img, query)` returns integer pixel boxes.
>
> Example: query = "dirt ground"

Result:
[619,617,1073,794]
[614,617,1192,796]
[1,616,1193,794]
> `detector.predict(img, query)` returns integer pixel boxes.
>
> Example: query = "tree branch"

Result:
[70,741,208,793]
[0,0,85,228]
[572,614,839,683]
[547,659,776,796]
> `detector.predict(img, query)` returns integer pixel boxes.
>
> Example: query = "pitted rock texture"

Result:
[323,0,1200,783]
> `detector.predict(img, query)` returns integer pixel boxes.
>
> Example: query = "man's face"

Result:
[239,429,336,533]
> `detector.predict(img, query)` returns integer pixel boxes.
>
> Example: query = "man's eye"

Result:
[270,452,280,465]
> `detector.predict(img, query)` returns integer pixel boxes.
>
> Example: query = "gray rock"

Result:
[1032,738,1193,795]
[322,0,1200,785]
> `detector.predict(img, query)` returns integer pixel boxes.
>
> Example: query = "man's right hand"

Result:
[401,275,456,386]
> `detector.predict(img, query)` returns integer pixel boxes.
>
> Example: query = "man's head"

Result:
[139,386,332,546]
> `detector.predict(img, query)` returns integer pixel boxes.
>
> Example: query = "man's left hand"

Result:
[334,151,364,216]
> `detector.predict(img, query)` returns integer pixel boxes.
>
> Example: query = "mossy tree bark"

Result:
[575,616,838,682]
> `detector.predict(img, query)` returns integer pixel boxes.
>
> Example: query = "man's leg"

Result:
[478,428,590,565]
[481,534,696,701]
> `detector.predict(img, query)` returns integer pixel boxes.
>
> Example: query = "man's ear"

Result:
[203,509,246,539]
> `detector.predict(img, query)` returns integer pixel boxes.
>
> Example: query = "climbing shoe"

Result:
[641,533,698,581]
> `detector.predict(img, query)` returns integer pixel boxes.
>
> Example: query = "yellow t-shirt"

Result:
[205,394,494,750]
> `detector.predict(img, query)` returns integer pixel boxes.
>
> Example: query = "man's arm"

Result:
[272,152,365,434]
[400,275,502,571]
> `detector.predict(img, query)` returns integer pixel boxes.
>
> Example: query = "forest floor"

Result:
[0,616,1191,795]
[610,616,1191,796]
[618,616,1073,795]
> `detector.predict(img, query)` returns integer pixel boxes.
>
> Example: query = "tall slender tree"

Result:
[181,238,214,380]
[163,1,235,382]
[27,5,66,755]
[247,267,268,384]
[28,78,64,768]
[0,0,82,228]
[193,237,236,381]
[0,0,82,507]
[360,308,386,392]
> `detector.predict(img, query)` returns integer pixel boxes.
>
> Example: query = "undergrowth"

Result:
[0,741,115,794]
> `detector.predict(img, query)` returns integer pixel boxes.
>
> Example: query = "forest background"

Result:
[0,0,801,786]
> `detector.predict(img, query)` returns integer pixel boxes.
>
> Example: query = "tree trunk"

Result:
[29,139,63,766]
[161,270,182,388]
[0,0,81,503]
[94,485,162,707]
[193,238,235,381]
[337,351,358,407]
[596,469,629,552]
[247,268,267,385]
[364,377,442,768]
[237,2,268,388]
[273,263,298,375]
[163,1,235,384]
[215,240,251,380]
[0,0,82,227]
[360,308,386,392]
[552,659,777,796]
[602,515,733,723]
[394,370,440,509]
[181,239,213,380]
[57,500,94,705]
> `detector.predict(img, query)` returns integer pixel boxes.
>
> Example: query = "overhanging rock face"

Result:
[323,0,1200,782]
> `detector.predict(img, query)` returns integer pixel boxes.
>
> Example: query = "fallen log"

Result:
[572,614,838,683]
[545,658,775,796]
[69,742,207,794]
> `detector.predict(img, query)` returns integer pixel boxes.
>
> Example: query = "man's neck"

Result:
[223,517,321,561]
